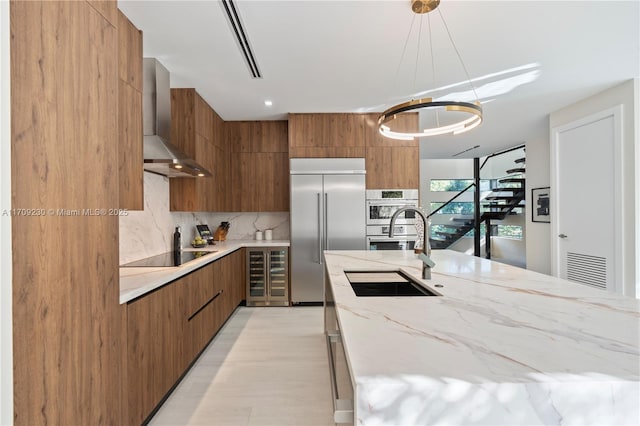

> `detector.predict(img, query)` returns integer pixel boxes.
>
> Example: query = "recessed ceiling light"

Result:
[264,100,273,107]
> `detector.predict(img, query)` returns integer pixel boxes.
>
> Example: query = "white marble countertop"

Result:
[119,239,289,304]
[324,249,640,425]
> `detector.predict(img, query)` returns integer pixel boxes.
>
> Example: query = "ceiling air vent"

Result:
[221,0,262,79]
[566,252,607,290]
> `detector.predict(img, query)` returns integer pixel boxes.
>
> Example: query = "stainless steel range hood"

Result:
[143,58,212,178]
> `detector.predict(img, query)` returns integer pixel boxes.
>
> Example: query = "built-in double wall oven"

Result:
[366,189,419,251]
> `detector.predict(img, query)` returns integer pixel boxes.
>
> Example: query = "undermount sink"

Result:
[344,271,441,297]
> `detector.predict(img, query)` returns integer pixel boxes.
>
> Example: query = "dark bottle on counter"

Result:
[173,226,182,252]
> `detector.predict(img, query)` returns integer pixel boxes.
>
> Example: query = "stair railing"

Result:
[475,143,526,258]
[425,144,526,256]
[479,143,526,171]
[426,183,476,219]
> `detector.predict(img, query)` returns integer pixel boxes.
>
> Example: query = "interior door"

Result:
[290,174,324,303]
[552,107,621,292]
[324,174,366,251]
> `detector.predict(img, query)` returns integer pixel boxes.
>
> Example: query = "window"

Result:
[430,202,474,215]
[493,225,522,240]
[429,179,492,192]
[430,224,522,241]
[430,224,486,239]
[430,179,473,192]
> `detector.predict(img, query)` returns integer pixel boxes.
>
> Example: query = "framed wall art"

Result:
[532,187,550,223]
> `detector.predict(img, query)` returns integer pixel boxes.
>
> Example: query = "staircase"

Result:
[429,156,526,251]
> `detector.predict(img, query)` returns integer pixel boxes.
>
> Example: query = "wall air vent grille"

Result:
[566,252,607,290]
[220,0,262,79]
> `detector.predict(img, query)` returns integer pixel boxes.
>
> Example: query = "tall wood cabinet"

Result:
[228,121,289,211]
[363,112,420,189]
[117,10,144,210]
[169,89,229,211]
[11,1,124,424]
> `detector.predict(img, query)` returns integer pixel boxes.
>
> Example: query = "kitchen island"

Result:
[324,250,640,425]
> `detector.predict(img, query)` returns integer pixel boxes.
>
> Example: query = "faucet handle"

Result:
[417,252,436,268]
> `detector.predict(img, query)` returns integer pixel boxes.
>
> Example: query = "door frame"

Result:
[550,105,624,293]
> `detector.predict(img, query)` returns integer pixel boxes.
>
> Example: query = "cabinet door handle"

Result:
[317,193,322,264]
[325,193,329,251]
[558,234,568,239]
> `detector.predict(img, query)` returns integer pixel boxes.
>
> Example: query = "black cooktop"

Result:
[120,251,215,267]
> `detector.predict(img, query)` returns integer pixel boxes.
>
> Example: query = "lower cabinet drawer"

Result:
[126,250,246,424]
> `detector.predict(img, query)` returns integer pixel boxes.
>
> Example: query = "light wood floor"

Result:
[149,306,335,426]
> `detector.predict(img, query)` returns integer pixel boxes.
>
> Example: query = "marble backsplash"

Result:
[119,172,289,264]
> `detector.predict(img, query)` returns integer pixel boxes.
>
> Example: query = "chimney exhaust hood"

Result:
[143,58,212,178]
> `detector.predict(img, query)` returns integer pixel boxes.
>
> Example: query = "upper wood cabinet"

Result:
[169,88,228,211]
[287,112,419,189]
[117,9,143,210]
[288,113,366,158]
[364,112,419,189]
[362,112,419,147]
[365,146,420,189]
[117,9,142,91]
[227,121,289,211]
[228,121,288,153]
[88,0,118,26]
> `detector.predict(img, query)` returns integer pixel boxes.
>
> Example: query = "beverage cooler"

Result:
[246,247,289,306]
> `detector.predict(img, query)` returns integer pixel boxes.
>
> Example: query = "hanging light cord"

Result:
[413,13,424,95]
[394,13,417,91]
[377,1,483,140]
[437,8,480,102]
[427,12,440,127]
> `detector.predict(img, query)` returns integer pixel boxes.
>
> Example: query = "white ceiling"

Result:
[119,0,639,158]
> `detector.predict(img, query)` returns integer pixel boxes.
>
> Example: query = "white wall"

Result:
[525,130,551,274]
[0,1,13,424]
[545,79,637,297]
[419,158,474,205]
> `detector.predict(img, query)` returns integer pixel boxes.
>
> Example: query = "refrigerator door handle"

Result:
[325,193,329,250]
[317,192,323,264]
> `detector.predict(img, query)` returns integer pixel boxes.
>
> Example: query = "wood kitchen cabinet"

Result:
[362,112,419,147]
[127,281,185,426]
[365,146,420,189]
[169,88,229,211]
[227,121,289,212]
[184,263,222,363]
[288,113,366,158]
[126,252,245,424]
[11,2,124,424]
[117,10,144,210]
[88,0,118,26]
[287,112,419,189]
[363,112,419,189]
[212,249,246,321]
[118,9,142,92]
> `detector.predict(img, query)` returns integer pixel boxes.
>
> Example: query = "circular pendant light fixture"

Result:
[378,0,483,140]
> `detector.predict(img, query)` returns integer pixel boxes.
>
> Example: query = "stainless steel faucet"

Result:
[389,207,435,279]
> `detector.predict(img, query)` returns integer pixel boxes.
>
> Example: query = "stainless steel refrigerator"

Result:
[290,158,366,303]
